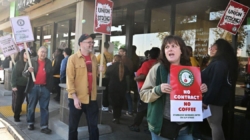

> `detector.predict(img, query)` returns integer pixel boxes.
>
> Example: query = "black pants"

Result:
[133,109,147,126]
[68,99,99,140]
[12,85,28,119]
[102,78,109,107]
[54,77,61,100]
[110,91,125,119]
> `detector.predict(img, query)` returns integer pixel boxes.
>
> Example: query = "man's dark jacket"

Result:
[52,55,64,75]
[23,57,53,93]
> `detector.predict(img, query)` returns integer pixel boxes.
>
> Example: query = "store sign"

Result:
[170,65,203,122]
[217,1,249,35]
[94,0,114,35]
[17,0,41,11]
[10,16,34,43]
[0,35,19,57]
[194,41,208,58]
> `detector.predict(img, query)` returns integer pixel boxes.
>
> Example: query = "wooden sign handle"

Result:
[24,42,36,82]
[10,55,16,65]
[222,30,228,39]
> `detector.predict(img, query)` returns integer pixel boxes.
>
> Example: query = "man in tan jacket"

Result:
[66,34,99,140]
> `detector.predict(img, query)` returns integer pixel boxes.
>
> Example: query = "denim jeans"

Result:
[27,85,50,129]
[126,91,133,112]
[68,99,99,140]
[150,126,193,140]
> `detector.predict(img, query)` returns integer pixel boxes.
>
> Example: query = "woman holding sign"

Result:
[11,50,29,122]
[201,39,238,140]
[139,35,207,140]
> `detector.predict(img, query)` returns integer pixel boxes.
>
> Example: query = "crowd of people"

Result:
[8,33,238,140]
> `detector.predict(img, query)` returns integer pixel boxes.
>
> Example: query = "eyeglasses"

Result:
[83,41,95,45]
[165,44,179,50]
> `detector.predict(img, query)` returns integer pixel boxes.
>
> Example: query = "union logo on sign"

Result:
[17,19,25,26]
[178,69,194,87]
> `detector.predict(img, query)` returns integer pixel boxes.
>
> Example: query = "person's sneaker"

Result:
[102,106,109,112]
[54,97,60,102]
[14,118,20,122]
[112,118,120,124]
[144,128,150,134]
[41,128,52,134]
[129,125,140,132]
[108,109,113,114]
[126,111,133,117]
[27,124,34,130]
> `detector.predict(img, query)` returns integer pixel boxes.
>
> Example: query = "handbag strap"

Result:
[103,54,108,63]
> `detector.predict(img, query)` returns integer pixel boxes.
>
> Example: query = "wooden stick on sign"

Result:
[222,30,228,39]
[10,54,16,65]
[24,42,36,82]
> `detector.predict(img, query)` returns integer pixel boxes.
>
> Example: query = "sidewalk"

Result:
[0,84,63,140]
[1,82,249,140]
[0,84,151,140]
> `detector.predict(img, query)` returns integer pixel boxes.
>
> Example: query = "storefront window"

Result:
[35,27,41,49]
[56,21,69,51]
[131,6,171,56]
[175,0,228,67]
[42,24,52,59]
[70,20,76,53]
[151,6,171,33]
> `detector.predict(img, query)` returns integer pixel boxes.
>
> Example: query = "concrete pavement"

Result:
[0,82,249,140]
[0,83,151,140]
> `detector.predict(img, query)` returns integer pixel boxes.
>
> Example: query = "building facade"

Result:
[0,0,249,74]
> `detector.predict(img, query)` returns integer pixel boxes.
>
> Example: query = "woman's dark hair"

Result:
[159,35,191,71]
[186,46,193,57]
[113,54,122,62]
[15,50,26,63]
[149,47,160,59]
[113,55,124,81]
[211,38,238,83]
[144,50,150,58]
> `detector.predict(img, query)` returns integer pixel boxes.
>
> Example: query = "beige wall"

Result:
[74,1,95,52]
[0,7,9,21]
[0,0,96,53]
[0,7,10,31]
[0,0,77,31]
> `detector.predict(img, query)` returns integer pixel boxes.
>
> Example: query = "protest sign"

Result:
[94,0,114,35]
[10,16,34,43]
[170,65,202,122]
[218,1,249,35]
[0,35,19,57]
[10,16,35,82]
[94,0,113,86]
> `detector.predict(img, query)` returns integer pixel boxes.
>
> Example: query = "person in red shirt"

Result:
[23,46,53,134]
[129,47,160,132]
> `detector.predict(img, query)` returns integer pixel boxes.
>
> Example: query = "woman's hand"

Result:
[161,83,172,94]
[12,87,17,91]
[134,76,139,81]
[202,103,208,110]
[200,83,208,93]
